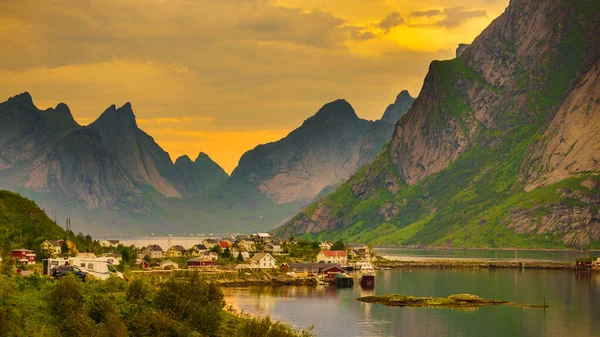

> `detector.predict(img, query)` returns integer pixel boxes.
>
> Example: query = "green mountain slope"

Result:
[0,190,71,252]
[273,0,600,249]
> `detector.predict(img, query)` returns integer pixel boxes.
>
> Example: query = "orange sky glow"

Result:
[0,0,509,173]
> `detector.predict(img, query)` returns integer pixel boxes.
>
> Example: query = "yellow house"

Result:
[165,245,186,257]
[40,240,62,256]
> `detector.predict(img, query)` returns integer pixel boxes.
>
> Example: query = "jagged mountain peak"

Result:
[380,90,415,124]
[311,99,358,122]
[92,102,137,128]
[11,92,34,106]
[195,152,214,163]
[175,155,193,165]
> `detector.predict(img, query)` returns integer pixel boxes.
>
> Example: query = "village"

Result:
[5,233,381,286]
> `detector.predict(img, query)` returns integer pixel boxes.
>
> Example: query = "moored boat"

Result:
[357,255,376,288]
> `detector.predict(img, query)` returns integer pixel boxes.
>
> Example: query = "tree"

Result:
[236,252,244,263]
[60,240,69,256]
[220,247,231,259]
[122,247,131,263]
[330,240,345,251]
[143,255,151,263]
[210,245,222,254]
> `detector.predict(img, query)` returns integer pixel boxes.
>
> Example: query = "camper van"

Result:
[43,257,124,280]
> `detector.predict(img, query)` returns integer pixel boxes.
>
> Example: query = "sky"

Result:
[0,0,509,173]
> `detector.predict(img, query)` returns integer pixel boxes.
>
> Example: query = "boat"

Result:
[357,255,376,288]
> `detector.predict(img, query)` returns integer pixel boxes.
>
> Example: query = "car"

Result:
[50,265,89,281]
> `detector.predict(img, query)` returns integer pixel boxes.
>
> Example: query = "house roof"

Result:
[107,240,120,244]
[171,245,186,251]
[320,250,347,258]
[204,239,219,243]
[194,244,208,250]
[46,239,61,246]
[250,253,273,261]
[323,265,345,272]
[147,245,163,251]
[219,241,230,248]
[11,249,34,253]
[159,260,178,266]
[256,233,270,237]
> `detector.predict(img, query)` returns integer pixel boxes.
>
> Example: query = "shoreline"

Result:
[374,246,600,252]
[375,260,575,270]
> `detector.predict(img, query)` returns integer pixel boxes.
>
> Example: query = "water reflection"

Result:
[224,269,600,337]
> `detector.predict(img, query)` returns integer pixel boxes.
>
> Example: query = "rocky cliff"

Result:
[230,95,413,206]
[274,0,600,249]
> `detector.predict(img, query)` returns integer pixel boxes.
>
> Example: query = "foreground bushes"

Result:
[0,273,314,337]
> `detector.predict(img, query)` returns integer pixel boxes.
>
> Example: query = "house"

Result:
[235,264,252,271]
[593,257,600,269]
[219,241,231,249]
[322,265,345,278]
[266,240,283,254]
[40,240,62,256]
[165,245,187,257]
[187,258,216,268]
[202,239,220,249]
[159,260,179,270]
[203,251,218,261]
[100,239,120,248]
[317,250,347,265]
[238,239,256,252]
[141,245,163,259]
[319,242,332,251]
[233,248,250,260]
[137,259,150,269]
[249,253,277,269]
[190,244,208,256]
[11,249,36,265]
[251,233,271,243]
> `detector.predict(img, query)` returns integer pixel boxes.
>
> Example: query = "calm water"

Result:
[374,247,598,262]
[224,269,600,337]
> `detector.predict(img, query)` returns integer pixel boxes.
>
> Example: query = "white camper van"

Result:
[43,257,124,280]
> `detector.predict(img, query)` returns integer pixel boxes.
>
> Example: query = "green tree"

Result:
[330,240,345,251]
[236,252,245,262]
[221,247,231,258]
[210,245,222,254]
[60,240,69,256]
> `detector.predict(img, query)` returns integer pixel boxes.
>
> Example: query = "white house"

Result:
[316,250,347,265]
[203,251,218,261]
[141,245,163,259]
[265,241,283,255]
[319,242,332,251]
[159,260,179,270]
[100,239,120,248]
[238,239,256,252]
[250,253,277,269]
[233,247,250,260]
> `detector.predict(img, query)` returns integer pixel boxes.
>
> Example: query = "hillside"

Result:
[0,190,71,253]
[273,0,600,249]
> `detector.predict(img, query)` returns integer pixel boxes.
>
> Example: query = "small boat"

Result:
[357,256,376,288]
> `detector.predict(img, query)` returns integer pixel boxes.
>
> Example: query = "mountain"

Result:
[169,153,228,196]
[380,90,415,125]
[89,103,181,198]
[0,90,410,235]
[229,97,412,206]
[273,0,600,249]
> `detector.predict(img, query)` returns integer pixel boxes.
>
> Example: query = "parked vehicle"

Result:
[51,265,89,281]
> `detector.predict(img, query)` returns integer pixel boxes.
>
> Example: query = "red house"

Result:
[323,265,345,278]
[219,241,231,249]
[138,260,150,269]
[11,249,36,265]
[187,258,216,268]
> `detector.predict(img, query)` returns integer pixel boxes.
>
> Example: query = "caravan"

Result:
[43,257,124,280]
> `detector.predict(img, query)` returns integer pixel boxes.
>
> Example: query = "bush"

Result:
[126,278,155,302]
[48,274,84,319]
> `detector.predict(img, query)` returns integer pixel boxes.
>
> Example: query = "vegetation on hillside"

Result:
[0,271,314,337]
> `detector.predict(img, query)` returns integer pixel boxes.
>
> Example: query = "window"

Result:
[81,263,85,267]
[87,263,94,270]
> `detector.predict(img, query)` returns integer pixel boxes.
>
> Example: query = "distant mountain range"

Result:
[274,0,600,249]
[0,90,413,235]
